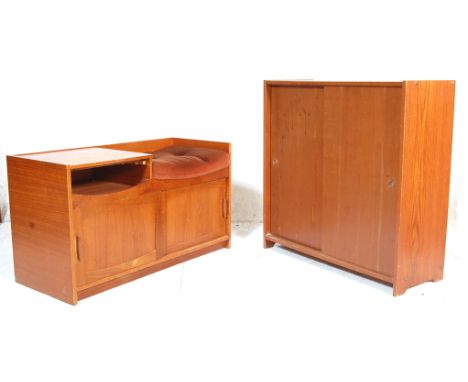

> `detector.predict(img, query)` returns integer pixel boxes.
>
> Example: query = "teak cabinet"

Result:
[8,138,231,304]
[264,80,455,295]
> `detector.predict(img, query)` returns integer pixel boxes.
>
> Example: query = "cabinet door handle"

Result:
[75,236,81,262]
[221,198,229,219]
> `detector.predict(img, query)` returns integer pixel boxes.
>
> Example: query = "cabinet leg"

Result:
[392,282,407,297]
[264,238,275,249]
[432,268,444,283]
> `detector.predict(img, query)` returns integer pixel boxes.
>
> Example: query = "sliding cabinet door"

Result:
[322,86,402,277]
[164,179,228,254]
[74,192,159,288]
[270,86,323,249]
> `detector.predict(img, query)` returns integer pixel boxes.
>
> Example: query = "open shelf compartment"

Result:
[72,160,151,196]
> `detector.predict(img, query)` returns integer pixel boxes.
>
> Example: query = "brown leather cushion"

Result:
[151,146,229,180]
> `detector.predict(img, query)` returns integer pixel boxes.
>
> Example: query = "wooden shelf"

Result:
[72,180,132,195]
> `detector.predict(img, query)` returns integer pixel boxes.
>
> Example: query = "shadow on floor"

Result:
[232,221,261,237]
[270,244,393,295]
[0,223,14,281]
[231,182,262,237]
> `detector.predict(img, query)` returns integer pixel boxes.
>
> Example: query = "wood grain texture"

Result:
[151,168,229,191]
[102,137,230,155]
[393,80,455,295]
[171,138,231,153]
[72,181,154,209]
[270,85,323,249]
[9,137,231,303]
[73,192,159,288]
[72,180,135,196]
[266,81,403,88]
[17,148,151,169]
[101,138,175,154]
[264,80,455,295]
[77,238,228,300]
[266,233,393,284]
[93,161,151,185]
[7,157,76,303]
[263,81,274,248]
[17,138,230,158]
[164,179,228,253]
[225,143,232,248]
[322,86,402,276]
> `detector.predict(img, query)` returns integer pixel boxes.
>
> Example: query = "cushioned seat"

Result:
[151,146,230,180]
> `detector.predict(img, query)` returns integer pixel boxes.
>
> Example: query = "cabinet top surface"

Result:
[15,148,152,169]
[265,80,455,87]
[266,80,404,87]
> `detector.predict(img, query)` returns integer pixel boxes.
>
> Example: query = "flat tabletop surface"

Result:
[16,147,152,169]
[265,80,404,87]
[265,80,455,87]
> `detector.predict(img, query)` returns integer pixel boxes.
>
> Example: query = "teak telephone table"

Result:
[8,137,231,304]
[264,80,455,295]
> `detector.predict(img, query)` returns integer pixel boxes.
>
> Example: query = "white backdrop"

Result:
[1,0,467,231]
[1,2,468,382]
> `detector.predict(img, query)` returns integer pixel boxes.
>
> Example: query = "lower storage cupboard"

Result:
[74,188,159,289]
[264,80,455,295]
[8,138,231,304]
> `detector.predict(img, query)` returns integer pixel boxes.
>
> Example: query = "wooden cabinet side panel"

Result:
[264,82,273,247]
[7,157,76,303]
[226,143,232,248]
[322,86,402,276]
[394,81,455,295]
[269,86,323,249]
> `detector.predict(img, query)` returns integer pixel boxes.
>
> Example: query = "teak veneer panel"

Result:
[17,147,151,169]
[265,81,403,87]
[265,233,393,284]
[77,238,229,300]
[102,137,230,154]
[322,86,401,277]
[7,157,76,304]
[74,191,160,288]
[270,86,323,249]
[72,180,133,195]
[264,80,455,295]
[164,179,228,253]
[394,81,455,295]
